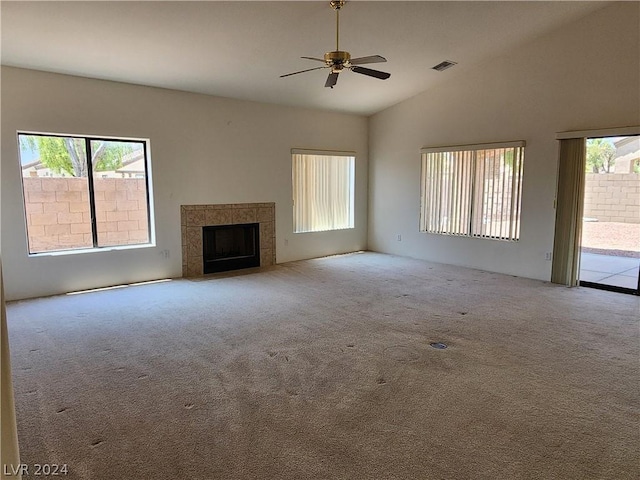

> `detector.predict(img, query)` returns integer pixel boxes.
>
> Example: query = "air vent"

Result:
[432,60,457,72]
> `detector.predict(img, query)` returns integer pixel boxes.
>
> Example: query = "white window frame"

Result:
[292,149,355,234]
[420,141,525,241]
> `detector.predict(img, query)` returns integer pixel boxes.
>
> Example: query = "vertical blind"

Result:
[420,142,525,241]
[292,152,355,233]
[421,150,474,236]
[551,138,586,286]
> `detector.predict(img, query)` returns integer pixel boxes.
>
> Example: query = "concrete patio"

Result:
[580,251,639,290]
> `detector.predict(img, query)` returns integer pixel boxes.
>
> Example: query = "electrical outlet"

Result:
[397,234,402,242]
[545,252,552,261]
[284,238,289,246]
[160,249,170,259]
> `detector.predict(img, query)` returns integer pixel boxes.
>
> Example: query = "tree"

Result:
[586,138,616,173]
[20,135,133,177]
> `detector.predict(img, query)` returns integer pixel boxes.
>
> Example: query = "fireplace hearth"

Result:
[203,223,260,274]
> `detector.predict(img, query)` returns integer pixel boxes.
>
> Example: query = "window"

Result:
[18,132,153,254]
[420,141,524,241]
[292,150,355,233]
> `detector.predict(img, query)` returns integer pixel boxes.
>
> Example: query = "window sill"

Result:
[28,242,156,258]
[420,231,519,242]
[294,227,355,234]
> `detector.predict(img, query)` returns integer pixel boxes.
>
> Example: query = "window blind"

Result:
[420,142,524,241]
[292,152,355,233]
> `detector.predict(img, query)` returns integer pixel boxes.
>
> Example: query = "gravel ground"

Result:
[581,221,640,258]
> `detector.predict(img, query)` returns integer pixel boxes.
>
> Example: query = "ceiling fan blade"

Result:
[280,66,327,78]
[325,72,339,88]
[350,55,387,65]
[351,65,391,80]
[301,56,327,63]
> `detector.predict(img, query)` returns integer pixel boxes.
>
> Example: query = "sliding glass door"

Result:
[579,135,640,295]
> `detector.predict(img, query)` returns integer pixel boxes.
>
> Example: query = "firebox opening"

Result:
[203,223,260,274]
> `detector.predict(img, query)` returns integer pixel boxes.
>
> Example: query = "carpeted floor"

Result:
[6,252,640,479]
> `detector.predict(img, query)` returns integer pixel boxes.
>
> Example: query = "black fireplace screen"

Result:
[202,223,260,273]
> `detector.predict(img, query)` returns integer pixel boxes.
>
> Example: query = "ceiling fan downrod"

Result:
[330,0,345,52]
[327,0,349,74]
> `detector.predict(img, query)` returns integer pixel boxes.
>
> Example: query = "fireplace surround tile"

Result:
[205,209,232,226]
[259,222,274,249]
[186,209,205,227]
[231,208,257,224]
[181,203,275,277]
[186,227,201,250]
[187,255,203,277]
[257,207,273,222]
[260,248,274,266]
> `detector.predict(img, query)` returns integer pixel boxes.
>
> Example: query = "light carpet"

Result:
[6,252,640,479]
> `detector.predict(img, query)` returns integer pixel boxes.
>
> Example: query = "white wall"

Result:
[368,3,640,281]
[1,68,368,300]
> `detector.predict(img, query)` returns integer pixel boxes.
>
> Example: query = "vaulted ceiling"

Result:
[1,1,608,116]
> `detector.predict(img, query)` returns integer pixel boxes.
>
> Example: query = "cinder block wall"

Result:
[22,177,149,252]
[583,173,640,223]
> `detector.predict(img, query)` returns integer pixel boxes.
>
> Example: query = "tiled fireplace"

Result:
[181,203,275,277]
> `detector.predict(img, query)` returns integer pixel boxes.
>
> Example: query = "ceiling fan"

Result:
[280,0,390,88]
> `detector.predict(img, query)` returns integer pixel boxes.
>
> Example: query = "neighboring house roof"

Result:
[114,149,145,175]
[614,136,640,159]
[21,159,41,170]
[613,136,640,173]
[21,158,62,177]
[21,149,146,177]
[116,156,145,175]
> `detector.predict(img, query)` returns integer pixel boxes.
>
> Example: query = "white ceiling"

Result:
[1,1,608,116]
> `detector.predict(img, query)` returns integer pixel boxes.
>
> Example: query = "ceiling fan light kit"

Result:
[280,0,390,88]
